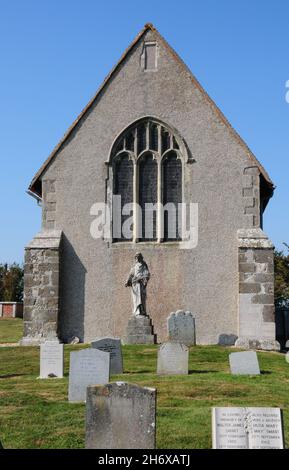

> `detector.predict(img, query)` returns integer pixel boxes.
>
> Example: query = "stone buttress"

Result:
[235,228,279,351]
[20,230,62,345]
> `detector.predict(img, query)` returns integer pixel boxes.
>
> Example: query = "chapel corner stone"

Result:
[237,228,278,351]
[21,230,63,346]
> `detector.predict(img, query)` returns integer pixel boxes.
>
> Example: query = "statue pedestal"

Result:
[123,315,156,344]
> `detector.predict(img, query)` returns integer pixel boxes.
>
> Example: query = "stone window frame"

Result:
[106,117,191,244]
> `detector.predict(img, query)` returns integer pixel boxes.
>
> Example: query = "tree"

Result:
[274,244,289,307]
[0,263,24,302]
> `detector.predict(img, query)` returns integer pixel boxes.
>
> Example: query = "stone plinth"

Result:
[123,315,156,344]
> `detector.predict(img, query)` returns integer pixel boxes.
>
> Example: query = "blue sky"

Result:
[0,0,288,263]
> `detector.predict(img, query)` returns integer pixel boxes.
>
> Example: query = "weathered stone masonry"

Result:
[42,179,56,230]
[20,231,62,345]
[242,167,260,228]
[235,229,279,350]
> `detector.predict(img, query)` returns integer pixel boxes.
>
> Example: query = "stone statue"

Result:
[125,253,150,316]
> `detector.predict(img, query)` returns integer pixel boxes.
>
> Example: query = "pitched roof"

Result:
[28,23,274,198]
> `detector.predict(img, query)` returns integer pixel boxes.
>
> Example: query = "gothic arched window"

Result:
[110,118,188,243]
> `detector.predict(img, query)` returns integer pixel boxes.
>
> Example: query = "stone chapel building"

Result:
[22,24,279,350]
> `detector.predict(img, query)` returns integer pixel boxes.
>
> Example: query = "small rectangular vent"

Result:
[141,42,158,71]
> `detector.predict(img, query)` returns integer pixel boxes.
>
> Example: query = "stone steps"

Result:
[126,326,153,335]
[123,315,156,345]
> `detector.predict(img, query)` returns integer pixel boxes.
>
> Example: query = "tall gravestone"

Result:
[157,341,189,375]
[68,348,110,402]
[212,407,284,449]
[40,341,64,378]
[85,382,156,449]
[91,337,123,374]
[229,351,260,375]
[167,310,196,346]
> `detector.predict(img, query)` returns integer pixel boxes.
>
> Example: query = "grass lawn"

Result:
[0,318,23,343]
[0,343,289,449]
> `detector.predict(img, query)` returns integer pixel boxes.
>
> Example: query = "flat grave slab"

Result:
[212,407,284,449]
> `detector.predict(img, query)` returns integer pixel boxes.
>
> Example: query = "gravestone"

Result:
[229,351,260,375]
[157,341,189,375]
[91,337,123,374]
[40,341,64,378]
[85,382,156,449]
[167,310,196,346]
[212,407,284,449]
[68,348,110,402]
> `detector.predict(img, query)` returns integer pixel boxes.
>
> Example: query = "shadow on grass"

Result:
[260,371,272,375]
[123,370,153,374]
[0,374,27,379]
[188,370,218,374]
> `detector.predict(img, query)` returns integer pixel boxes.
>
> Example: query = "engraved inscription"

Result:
[213,407,284,449]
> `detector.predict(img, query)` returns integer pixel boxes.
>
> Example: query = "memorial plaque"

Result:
[40,341,63,378]
[157,341,188,375]
[229,351,260,375]
[212,407,284,449]
[86,382,156,449]
[68,348,110,402]
[91,337,123,374]
[167,310,196,346]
